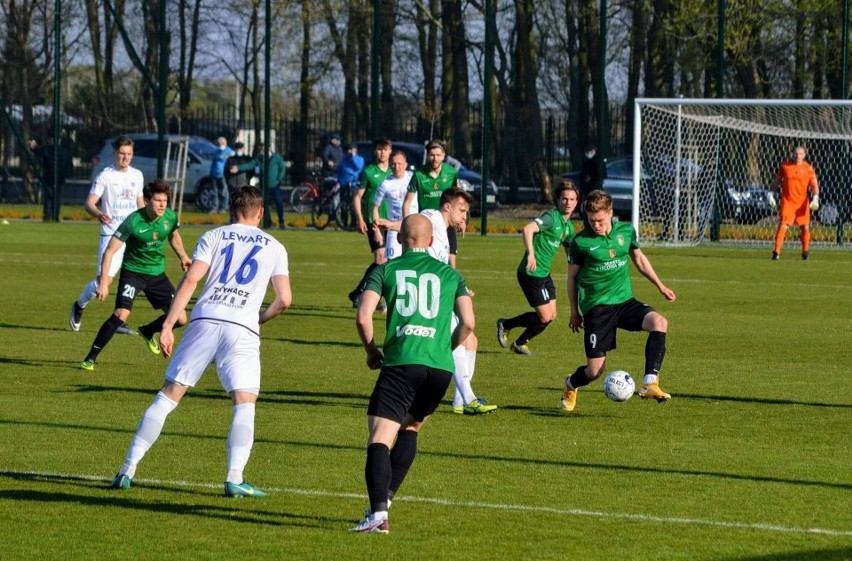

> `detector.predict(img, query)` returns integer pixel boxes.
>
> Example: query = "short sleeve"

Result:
[363,263,386,295]
[454,269,469,299]
[113,214,134,242]
[192,230,215,264]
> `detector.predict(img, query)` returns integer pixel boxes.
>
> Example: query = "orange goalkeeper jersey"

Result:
[775,161,817,205]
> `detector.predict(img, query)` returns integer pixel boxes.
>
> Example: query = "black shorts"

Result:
[517,271,556,308]
[367,364,453,423]
[366,222,385,253]
[115,270,176,312]
[582,298,654,358]
[447,226,458,255]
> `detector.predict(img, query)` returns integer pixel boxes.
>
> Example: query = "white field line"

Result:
[2,469,850,537]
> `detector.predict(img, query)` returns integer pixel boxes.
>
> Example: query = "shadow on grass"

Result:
[68,385,369,409]
[533,386,852,409]
[0,322,67,333]
[729,547,852,561]
[266,337,363,349]
[0,487,339,529]
[2,418,849,492]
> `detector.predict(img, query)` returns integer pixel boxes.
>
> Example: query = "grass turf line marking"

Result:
[3,469,850,537]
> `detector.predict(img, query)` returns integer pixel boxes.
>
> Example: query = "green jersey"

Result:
[568,221,639,313]
[517,209,575,278]
[359,163,392,223]
[365,248,468,372]
[407,164,458,211]
[113,207,180,276]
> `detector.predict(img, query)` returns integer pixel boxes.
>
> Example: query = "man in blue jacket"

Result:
[209,137,235,213]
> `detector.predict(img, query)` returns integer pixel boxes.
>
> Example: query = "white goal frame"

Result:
[632,98,852,247]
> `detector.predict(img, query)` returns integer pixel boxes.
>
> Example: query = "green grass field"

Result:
[1,221,850,560]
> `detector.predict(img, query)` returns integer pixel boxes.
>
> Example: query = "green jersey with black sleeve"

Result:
[517,209,575,278]
[568,220,639,314]
[364,248,469,372]
[407,164,458,211]
[359,163,392,223]
[113,207,180,276]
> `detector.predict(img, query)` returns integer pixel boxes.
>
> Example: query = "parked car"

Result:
[562,156,774,224]
[355,141,499,215]
[91,134,221,211]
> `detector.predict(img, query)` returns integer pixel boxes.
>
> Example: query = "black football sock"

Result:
[644,331,667,375]
[388,430,418,500]
[365,443,391,513]
[515,319,551,346]
[140,314,168,337]
[503,311,539,331]
[568,365,591,389]
[86,314,125,361]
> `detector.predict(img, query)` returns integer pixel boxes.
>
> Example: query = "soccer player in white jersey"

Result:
[69,136,144,334]
[372,150,415,260]
[378,187,496,415]
[111,186,292,497]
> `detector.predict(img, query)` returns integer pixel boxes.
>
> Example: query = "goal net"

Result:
[633,99,852,247]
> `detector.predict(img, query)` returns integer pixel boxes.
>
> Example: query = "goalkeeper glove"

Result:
[767,192,777,210]
[810,194,820,212]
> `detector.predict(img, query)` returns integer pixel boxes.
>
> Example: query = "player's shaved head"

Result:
[400,214,433,251]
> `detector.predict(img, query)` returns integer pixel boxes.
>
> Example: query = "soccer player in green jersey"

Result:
[561,190,676,411]
[497,179,579,355]
[402,139,464,267]
[350,214,475,534]
[80,180,192,370]
[349,138,393,306]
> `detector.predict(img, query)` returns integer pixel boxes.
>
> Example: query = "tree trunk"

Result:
[294,0,312,183]
[442,0,471,160]
[379,0,397,137]
[415,0,439,140]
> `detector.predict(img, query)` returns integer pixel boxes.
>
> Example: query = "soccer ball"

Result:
[603,371,635,402]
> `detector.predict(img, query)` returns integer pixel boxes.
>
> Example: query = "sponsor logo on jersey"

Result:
[394,324,437,339]
[617,234,624,246]
[590,245,601,251]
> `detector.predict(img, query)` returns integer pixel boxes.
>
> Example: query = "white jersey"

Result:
[420,208,450,264]
[376,172,415,260]
[189,223,289,334]
[89,165,144,236]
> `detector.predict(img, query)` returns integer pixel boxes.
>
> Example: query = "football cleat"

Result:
[639,383,671,402]
[496,319,509,348]
[802,251,809,261]
[376,299,387,315]
[463,398,497,415]
[138,326,161,355]
[349,515,390,534]
[348,290,360,308]
[561,382,578,412]
[771,251,780,261]
[452,405,464,415]
[116,325,138,336]
[69,302,84,332]
[510,342,532,355]
[80,359,95,371]
[224,481,267,498]
[111,473,132,490]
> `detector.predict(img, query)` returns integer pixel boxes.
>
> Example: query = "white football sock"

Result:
[643,374,659,385]
[121,392,178,477]
[452,346,476,406]
[226,402,256,484]
[78,279,99,308]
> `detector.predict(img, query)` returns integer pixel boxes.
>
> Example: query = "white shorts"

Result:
[384,230,403,260]
[165,320,261,394]
[98,235,126,278]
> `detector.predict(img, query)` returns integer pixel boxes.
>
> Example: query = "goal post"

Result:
[633,99,852,247]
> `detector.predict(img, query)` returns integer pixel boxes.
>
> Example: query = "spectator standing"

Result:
[580,145,604,206]
[209,137,235,213]
[231,143,287,229]
[322,133,344,183]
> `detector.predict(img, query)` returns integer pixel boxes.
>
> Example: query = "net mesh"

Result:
[636,101,852,247]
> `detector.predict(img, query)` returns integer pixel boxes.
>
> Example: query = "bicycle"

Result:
[289,172,321,214]
[311,179,358,231]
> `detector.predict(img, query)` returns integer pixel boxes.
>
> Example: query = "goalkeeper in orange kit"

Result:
[769,145,819,260]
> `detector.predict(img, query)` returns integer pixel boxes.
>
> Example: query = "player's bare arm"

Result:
[160,259,209,357]
[375,217,401,232]
[259,274,292,325]
[402,192,417,217]
[522,220,541,272]
[630,248,676,302]
[96,237,124,300]
[452,294,475,349]
[566,263,583,332]
[356,289,383,369]
[353,188,367,234]
[85,193,112,225]
[167,230,193,271]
